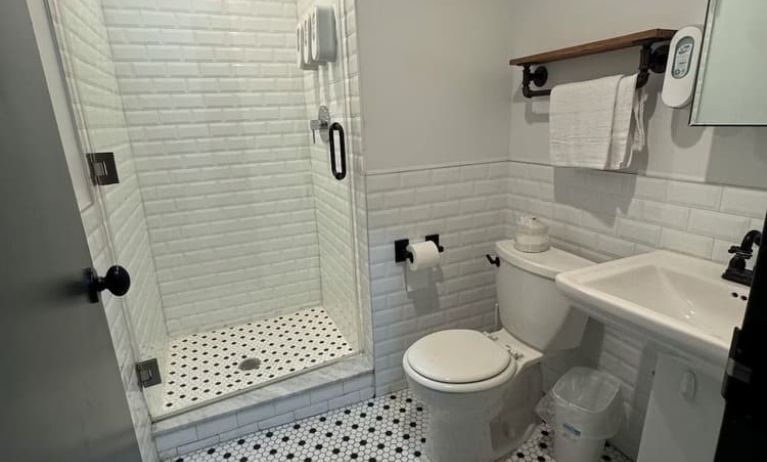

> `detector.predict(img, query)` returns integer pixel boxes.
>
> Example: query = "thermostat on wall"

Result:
[662,26,703,108]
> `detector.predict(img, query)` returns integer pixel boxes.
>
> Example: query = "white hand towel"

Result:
[608,74,646,170]
[550,74,645,171]
[550,75,623,169]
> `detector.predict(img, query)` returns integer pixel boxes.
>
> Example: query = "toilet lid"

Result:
[406,330,512,384]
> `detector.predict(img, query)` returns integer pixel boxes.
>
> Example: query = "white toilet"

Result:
[403,240,594,462]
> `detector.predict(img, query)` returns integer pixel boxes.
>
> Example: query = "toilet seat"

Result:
[404,329,518,393]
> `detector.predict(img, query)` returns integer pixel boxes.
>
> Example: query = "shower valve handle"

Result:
[85,265,131,303]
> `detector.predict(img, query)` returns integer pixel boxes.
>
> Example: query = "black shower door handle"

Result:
[329,122,347,180]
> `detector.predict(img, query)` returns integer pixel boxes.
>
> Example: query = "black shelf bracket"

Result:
[522,65,550,98]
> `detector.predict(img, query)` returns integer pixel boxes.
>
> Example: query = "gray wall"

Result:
[357,0,514,173]
[507,0,767,189]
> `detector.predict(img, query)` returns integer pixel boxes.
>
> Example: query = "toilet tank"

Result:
[495,240,594,352]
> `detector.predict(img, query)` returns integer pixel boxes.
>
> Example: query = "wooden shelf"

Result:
[509,29,677,66]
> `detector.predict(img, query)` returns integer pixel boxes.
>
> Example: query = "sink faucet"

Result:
[722,230,762,286]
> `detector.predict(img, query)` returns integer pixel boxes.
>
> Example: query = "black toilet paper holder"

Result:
[394,234,445,263]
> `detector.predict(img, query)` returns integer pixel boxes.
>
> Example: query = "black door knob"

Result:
[85,265,131,303]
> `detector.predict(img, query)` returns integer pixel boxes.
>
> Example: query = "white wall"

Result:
[356,0,514,173]
[508,0,767,189]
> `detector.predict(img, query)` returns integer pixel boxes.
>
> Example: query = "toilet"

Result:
[403,240,594,462]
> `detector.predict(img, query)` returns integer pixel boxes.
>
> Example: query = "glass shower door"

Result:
[46,0,168,403]
[48,0,362,419]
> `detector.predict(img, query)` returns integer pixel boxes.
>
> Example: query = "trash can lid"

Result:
[552,367,622,414]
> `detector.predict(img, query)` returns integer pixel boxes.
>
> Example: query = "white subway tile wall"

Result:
[100,0,323,335]
[504,160,767,458]
[50,1,167,460]
[343,0,374,359]
[362,159,766,459]
[366,162,509,394]
[506,162,766,265]
[299,0,361,350]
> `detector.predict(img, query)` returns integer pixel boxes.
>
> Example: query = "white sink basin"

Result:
[556,251,748,365]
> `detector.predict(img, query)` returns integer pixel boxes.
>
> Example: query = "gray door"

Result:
[0,2,143,462]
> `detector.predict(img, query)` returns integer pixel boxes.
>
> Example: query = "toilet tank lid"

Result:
[495,240,594,280]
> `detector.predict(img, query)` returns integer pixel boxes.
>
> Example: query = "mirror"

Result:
[691,0,767,126]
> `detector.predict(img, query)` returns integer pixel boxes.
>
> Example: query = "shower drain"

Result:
[238,358,262,371]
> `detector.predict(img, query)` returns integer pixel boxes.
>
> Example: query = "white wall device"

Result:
[310,5,337,63]
[662,26,703,108]
[301,16,317,68]
[296,23,317,70]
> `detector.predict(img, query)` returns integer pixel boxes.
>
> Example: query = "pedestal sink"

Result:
[555,250,748,366]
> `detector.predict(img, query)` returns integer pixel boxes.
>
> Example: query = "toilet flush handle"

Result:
[486,254,500,267]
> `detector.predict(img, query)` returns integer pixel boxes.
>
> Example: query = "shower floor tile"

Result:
[168,389,632,462]
[162,307,354,411]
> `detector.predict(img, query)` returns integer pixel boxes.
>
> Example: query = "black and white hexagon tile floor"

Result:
[163,307,354,410]
[168,389,631,462]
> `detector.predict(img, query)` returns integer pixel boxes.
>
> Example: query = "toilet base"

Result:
[409,363,543,462]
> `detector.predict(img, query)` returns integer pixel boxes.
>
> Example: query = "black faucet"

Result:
[722,230,762,286]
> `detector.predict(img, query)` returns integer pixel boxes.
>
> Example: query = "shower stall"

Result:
[46,0,363,419]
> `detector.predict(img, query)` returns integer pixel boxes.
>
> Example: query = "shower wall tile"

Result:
[49,1,168,460]
[299,0,363,351]
[342,0,375,360]
[101,0,323,335]
[365,162,508,394]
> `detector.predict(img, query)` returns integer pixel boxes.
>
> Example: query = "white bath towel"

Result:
[550,74,645,170]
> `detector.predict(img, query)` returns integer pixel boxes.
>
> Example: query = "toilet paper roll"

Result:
[406,241,441,272]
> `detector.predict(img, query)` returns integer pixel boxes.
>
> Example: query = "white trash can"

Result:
[536,367,624,462]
